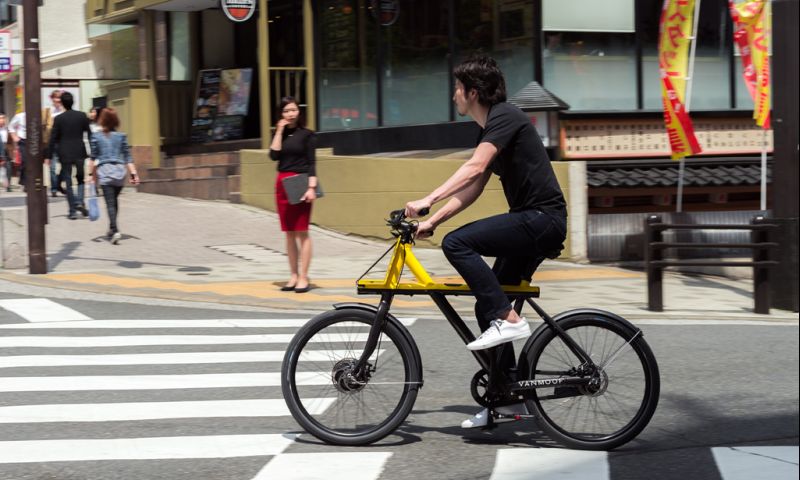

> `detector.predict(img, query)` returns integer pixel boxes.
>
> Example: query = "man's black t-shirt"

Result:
[479,102,567,217]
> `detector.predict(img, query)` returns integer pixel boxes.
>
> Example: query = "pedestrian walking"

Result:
[88,108,139,244]
[7,111,27,192]
[0,113,8,192]
[270,96,318,293]
[45,92,92,219]
[43,89,65,198]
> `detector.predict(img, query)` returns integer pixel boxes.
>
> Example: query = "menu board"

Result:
[191,68,252,143]
[218,68,252,116]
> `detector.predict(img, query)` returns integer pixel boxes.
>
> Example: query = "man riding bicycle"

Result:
[404,54,567,428]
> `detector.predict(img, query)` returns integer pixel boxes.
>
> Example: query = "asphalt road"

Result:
[0,287,797,480]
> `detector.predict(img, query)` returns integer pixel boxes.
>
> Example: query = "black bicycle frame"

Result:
[354,291,598,390]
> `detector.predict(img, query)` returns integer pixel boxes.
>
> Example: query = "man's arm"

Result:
[414,169,492,238]
[405,141,498,217]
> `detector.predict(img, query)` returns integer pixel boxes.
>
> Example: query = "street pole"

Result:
[22,0,46,274]
[770,0,799,312]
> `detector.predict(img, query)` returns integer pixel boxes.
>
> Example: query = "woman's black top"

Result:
[269,127,317,176]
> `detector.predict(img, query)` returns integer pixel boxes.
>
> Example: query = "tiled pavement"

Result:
[1,189,797,321]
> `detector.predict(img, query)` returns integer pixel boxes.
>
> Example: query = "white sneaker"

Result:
[461,403,527,429]
[466,318,531,351]
[461,408,490,428]
[111,232,122,245]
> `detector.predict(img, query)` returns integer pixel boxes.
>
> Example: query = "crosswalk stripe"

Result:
[0,299,91,323]
[0,434,295,463]
[252,452,393,480]
[489,449,609,480]
[712,446,799,480]
[0,349,384,368]
[0,372,329,392]
[0,333,380,347]
[0,318,418,329]
[0,398,334,423]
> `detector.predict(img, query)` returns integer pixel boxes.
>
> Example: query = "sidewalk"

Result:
[1,189,797,321]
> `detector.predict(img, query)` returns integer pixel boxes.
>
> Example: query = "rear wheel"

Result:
[281,308,421,445]
[522,314,660,450]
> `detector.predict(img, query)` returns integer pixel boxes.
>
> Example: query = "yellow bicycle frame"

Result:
[357,237,540,296]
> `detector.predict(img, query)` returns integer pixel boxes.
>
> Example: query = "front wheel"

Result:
[281,308,421,445]
[521,314,660,450]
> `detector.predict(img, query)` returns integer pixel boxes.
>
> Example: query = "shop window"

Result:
[318,0,378,130]
[543,0,636,110]
[170,12,191,81]
[88,22,140,80]
[381,0,450,127]
[454,0,536,113]
[641,0,732,110]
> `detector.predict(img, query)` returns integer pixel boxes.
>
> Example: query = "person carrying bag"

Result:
[87,108,139,244]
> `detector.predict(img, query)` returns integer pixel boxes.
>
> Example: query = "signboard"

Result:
[41,81,81,113]
[221,0,256,23]
[191,68,251,143]
[371,0,400,26]
[0,30,11,74]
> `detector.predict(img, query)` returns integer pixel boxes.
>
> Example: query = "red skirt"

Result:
[276,171,312,232]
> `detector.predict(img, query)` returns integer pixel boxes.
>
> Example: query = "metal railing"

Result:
[644,215,779,314]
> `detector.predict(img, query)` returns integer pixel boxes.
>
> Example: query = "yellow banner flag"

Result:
[659,0,702,160]
[729,0,771,129]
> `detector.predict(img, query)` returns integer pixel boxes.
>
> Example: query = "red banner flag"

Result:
[659,0,703,159]
[729,0,771,129]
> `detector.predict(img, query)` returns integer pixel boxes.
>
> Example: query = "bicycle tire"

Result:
[281,308,421,445]
[521,313,660,450]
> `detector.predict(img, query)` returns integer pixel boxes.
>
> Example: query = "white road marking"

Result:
[0,371,329,392]
[633,319,798,326]
[0,434,295,463]
[0,398,335,423]
[252,452,393,480]
[489,449,609,480]
[0,318,418,329]
[0,333,382,347]
[0,299,91,323]
[0,349,384,368]
[712,446,799,480]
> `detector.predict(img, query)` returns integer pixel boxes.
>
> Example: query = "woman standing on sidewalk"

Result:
[270,96,318,293]
[88,108,139,245]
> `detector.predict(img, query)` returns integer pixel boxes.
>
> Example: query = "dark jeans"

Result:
[101,184,123,232]
[442,209,567,373]
[59,160,85,214]
[49,153,59,193]
[16,140,25,187]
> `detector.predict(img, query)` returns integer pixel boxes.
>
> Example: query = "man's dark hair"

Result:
[453,54,507,106]
[60,92,74,110]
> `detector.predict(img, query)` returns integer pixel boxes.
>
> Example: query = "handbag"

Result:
[281,173,324,205]
[98,162,127,187]
[87,184,100,221]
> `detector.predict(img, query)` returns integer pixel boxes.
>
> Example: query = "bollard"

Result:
[645,215,663,312]
[751,216,771,314]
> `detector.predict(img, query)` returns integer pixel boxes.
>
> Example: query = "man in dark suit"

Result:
[46,92,92,219]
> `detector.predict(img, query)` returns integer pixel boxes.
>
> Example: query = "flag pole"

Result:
[677,0,702,213]
[760,128,767,211]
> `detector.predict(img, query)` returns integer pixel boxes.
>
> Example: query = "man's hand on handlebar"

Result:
[404,199,431,219]
[414,219,435,239]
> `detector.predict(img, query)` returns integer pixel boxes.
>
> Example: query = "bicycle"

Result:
[282,209,660,449]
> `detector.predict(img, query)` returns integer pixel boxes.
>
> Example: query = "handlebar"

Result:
[387,208,430,240]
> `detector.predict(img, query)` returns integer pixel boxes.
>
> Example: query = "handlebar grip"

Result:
[418,207,430,217]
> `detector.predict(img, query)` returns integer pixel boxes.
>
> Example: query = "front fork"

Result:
[353,293,394,378]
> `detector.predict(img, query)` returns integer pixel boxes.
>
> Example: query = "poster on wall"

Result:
[218,68,252,116]
[191,68,252,143]
[41,81,81,112]
[191,69,221,143]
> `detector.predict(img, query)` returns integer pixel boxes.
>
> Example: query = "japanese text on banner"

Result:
[659,0,702,159]
[729,0,771,129]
